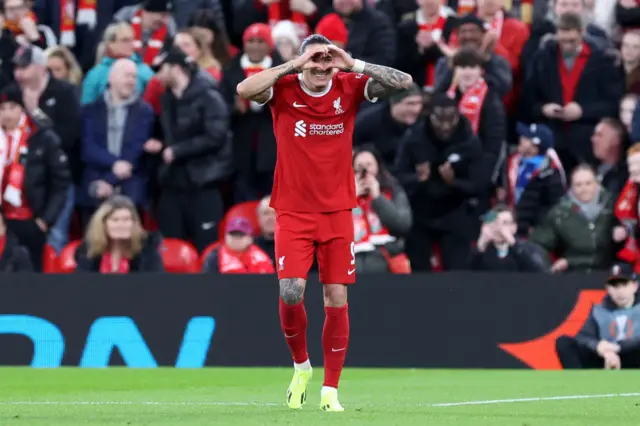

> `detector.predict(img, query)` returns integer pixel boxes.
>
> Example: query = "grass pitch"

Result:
[0,368,639,425]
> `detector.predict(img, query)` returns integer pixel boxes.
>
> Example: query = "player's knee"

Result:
[279,278,306,304]
[323,284,347,307]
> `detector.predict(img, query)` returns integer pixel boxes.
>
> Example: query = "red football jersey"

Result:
[265,72,377,212]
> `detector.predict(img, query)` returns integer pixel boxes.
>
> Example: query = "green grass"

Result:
[0,368,639,425]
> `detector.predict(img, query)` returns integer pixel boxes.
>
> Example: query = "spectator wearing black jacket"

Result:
[0,212,32,271]
[332,0,396,66]
[592,118,628,199]
[13,45,81,254]
[3,0,57,50]
[505,123,566,236]
[155,47,232,252]
[395,0,456,91]
[395,94,482,271]
[469,204,548,272]
[0,10,18,90]
[556,264,640,369]
[220,23,280,202]
[616,0,640,34]
[0,85,70,271]
[523,12,623,172]
[353,83,423,168]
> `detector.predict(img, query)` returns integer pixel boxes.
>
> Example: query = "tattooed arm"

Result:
[362,63,414,100]
[236,62,297,104]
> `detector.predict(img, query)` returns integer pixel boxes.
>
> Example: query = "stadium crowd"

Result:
[1,0,640,274]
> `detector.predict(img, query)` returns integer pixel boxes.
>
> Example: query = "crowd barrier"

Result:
[0,273,609,369]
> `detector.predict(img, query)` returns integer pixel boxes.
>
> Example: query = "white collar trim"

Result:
[298,73,333,97]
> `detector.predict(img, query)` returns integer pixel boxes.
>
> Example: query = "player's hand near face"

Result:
[292,44,330,71]
[326,45,356,71]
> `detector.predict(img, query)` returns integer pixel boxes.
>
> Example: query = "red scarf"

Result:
[268,2,309,41]
[240,54,273,110]
[131,9,168,65]
[457,0,475,15]
[5,11,37,35]
[0,235,5,259]
[488,10,505,39]
[452,78,488,135]
[615,180,640,270]
[0,115,33,221]
[353,192,396,253]
[417,7,449,90]
[218,244,275,274]
[99,251,131,273]
[558,42,591,106]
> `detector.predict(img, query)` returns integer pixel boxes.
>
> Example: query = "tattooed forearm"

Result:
[362,63,413,100]
[279,278,306,305]
[237,62,297,102]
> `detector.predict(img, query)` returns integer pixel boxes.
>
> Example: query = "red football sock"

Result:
[279,298,309,364]
[322,304,350,388]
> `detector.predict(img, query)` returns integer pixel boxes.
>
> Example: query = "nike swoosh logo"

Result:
[348,269,355,275]
[293,102,308,108]
[332,348,346,352]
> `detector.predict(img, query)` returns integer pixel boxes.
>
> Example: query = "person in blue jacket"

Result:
[81,21,153,105]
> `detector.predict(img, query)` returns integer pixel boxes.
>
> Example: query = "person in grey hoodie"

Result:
[79,58,155,222]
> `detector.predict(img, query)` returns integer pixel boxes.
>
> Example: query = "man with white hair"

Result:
[13,45,80,253]
[78,58,154,220]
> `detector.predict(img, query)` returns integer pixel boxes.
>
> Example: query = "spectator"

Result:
[174,28,221,82]
[530,165,620,273]
[114,0,176,67]
[395,94,482,271]
[468,204,548,271]
[220,23,279,202]
[314,12,348,48]
[0,212,32,271]
[592,118,628,197]
[187,8,233,71]
[255,194,276,263]
[621,93,638,135]
[81,22,154,105]
[434,14,512,97]
[4,0,56,49]
[272,20,301,62]
[556,264,640,369]
[395,0,456,91]
[353,83,423,168]
[333,0,396,66]
[78,59,154,222]
[522,0,609,74]
[613,145,640,270]
[45,46,83,86]
[524,12,623,172]
[505,122,565,237]
[353,146,412,273]
[202,216,275,274]
[621,31,640,95]
[0,7,18,89]
[13,45,80,254]
[0,84,70,271]
[75,195,164,273]
[617,0,640,33]
[155,47,232,252]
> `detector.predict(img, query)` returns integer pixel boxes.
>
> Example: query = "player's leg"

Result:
[275,211,316,408]
[316,210,355,412]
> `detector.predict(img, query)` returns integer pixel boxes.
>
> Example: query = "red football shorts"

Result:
[274,210,355,284]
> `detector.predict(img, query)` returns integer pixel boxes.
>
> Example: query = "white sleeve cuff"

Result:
[364,78,378,103]
[257,87,274,106]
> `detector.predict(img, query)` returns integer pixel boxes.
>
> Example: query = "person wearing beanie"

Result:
[154,47,232,252]
[219,22,282,202]
[272,20,301,62]
[395,91,482,271]
[504,122,566,236]
[315,13,348,49]
[114,0,177,66]
[0,84,70,271]
[354,82,423,167]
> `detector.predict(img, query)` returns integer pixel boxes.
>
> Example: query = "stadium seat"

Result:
[57,240,82,273]
[218,200,261,240]
[200,241,222,267]
[42,245,58,273]
[160,238,201,273]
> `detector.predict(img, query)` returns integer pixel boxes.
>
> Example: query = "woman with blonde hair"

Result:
[45,46,83,85]
[75,196,164,273]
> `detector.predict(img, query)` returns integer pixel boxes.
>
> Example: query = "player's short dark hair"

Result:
[452,47,484,68]
[299,34,332,55]
[556,12,584,32]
